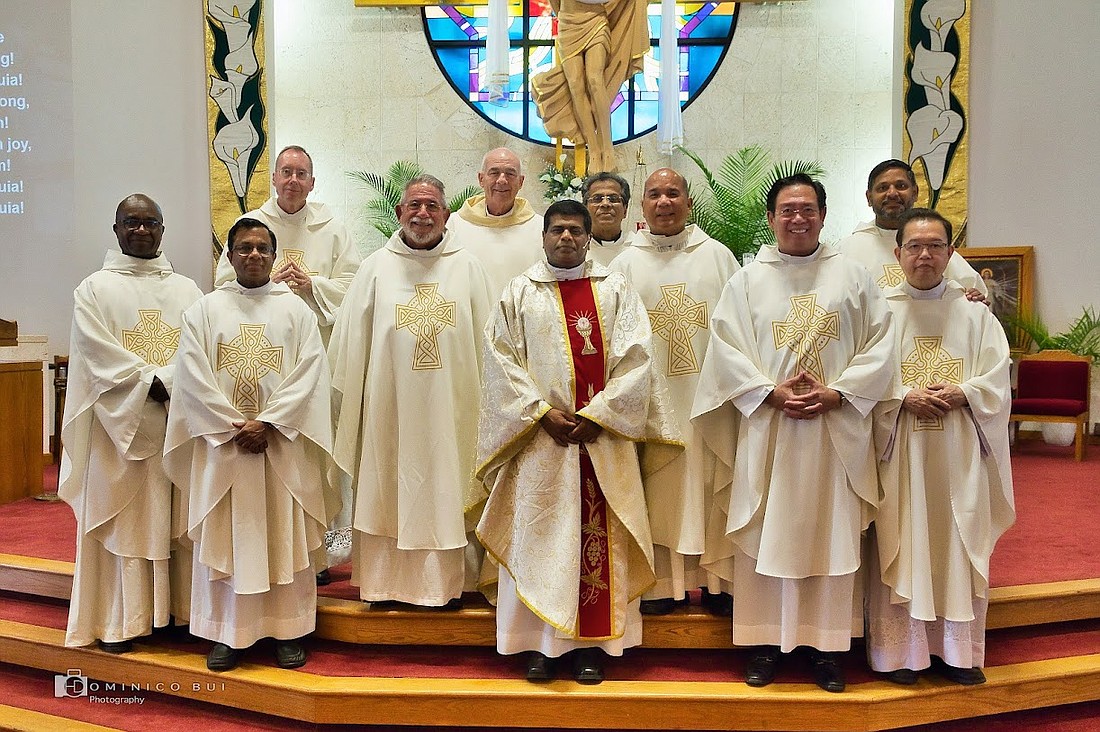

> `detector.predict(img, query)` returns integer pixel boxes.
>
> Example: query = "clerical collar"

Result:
[103,249,174,275]
[643,226,691,252]
[225,279,278,296]
[274,201,308,224]
[776,244,823,263]
[395,235,443,258]
[547,260,588,281]
[592,231,623,247]
[902,279,947,300]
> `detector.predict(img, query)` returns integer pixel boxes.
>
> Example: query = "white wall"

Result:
[1,1,212,357]
[968,1,1100,330]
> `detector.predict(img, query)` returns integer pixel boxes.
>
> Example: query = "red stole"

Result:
[556,278,612,639]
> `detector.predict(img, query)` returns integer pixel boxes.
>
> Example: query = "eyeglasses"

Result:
[121,217,162,231]
[587,194,624,205]
[230,244,274,256]
[901,241,951,254]
[277,167,312,180]
[401,200,443,213]
[776,206,820,219]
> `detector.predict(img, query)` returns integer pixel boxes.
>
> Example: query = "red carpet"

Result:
[7,444,1098,588]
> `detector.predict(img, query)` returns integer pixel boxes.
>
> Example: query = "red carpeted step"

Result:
[5,590,1100,686]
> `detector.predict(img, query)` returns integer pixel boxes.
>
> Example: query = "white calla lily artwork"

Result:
[212,112,260,199]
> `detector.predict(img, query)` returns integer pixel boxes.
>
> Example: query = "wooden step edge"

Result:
[2,619,1099,731]
[0,553,73,600]
[0,704,121,732]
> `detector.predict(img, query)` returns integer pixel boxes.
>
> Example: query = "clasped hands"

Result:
[232,419,269,453]
[272,261,313,296]
[765,371,843,420]
[902,383,967,419]
[540,408,603,447]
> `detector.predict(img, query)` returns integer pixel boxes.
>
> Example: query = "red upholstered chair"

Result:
[1010,350,1092,461]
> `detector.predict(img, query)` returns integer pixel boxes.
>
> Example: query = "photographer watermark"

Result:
[54,668,225,703]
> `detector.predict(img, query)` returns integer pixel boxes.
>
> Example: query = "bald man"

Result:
[609,168,741,616]
[451,148,545,297]
[61,194,203,653]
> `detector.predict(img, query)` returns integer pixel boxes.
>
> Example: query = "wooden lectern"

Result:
[0,319,45,504]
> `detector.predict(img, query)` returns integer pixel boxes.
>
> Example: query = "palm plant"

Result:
[347,161,480,238]
[678,145,825,261]
[1012,307,1100,363]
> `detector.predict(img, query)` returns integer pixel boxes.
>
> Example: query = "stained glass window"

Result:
[423,2,740,146]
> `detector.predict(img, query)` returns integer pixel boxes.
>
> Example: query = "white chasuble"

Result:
[837,221,987,295]
[61,251,202,647]
[165,281,334,647]
[215,198,362,342]
[872,282,1014,640]
[330,230,493,603]
[451,194,544,298]
[476,261,682,644]
[693,244,896,577]
[691,245,897,651]
[610,226,740,586]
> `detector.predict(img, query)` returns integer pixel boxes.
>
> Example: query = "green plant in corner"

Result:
[1011,307,1100,363]
[677,145,825,261]
[348,161,480,238]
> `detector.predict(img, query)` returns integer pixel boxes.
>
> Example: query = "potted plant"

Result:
[348,161,480,238]
[677,145,825,263]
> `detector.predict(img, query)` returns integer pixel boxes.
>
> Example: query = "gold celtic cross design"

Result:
[216,323,284,416]
[772,293,841,383]
[395,283,456,370]
[122,310,182,367]
[647,283,708,376]
[901,335,964,431]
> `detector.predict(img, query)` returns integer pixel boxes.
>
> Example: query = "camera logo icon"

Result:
[54,669,88,698]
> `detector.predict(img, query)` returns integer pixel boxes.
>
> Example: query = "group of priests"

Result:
[59,146,1013,693]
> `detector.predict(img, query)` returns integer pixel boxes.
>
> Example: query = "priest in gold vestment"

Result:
[692,175,897,693]
[869,209,1014,687]
[61,194,202,652]
[166,219,334,672]
[476,199,680,683]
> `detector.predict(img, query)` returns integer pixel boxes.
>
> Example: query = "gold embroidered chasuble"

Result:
[330,230,494,552]
[165,281,334,597]
[875,281,1015,622]
[609,225,741,557]
[214,198,362,342]
[475,260,681,638]
[691,244,898,580]
[60,250,203,647]
[837,221,986,295]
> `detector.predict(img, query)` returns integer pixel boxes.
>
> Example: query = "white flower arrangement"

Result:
[539,162,584,202]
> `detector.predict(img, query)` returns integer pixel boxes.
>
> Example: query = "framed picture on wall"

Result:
[958,245,1035,355]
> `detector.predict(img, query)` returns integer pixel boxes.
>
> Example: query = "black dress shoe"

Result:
[525,651,555,682]
[745,646,780,687]
[274,640,307,669]
[97,639,133,654]
[811,652,845,693]
[572,648,605,684]
[640,597,680,615]
[932,657,986,685]
[207,643,243,672]
[701,589,733,617]
[316,569,332,586]
[437,597,464,610]
[884,668,919,685]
